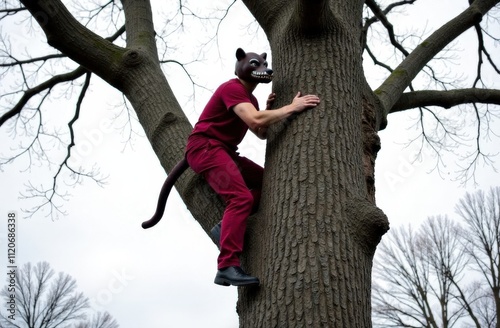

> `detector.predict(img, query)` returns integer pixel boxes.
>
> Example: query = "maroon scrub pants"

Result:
[186,137,263,269]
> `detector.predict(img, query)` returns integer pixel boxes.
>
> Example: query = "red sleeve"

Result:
[219,81,255,111]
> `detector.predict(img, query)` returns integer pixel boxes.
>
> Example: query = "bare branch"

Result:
[0,5,27,20]
[0,15,127,218]
[19,0,126,88]
[396,95,499,184]
[0,20,125,127]
[375,0,500,118]
[365,44,395,73]
[0,53,66,68]
[18,71,106,220]
[363,0,417,31]
[0,66,87,127]
[392,88,500,113]
[362,1,462,103]
[363,0,415,56]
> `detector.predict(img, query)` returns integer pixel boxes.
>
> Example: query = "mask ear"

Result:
[236,48,246,61]
[261,52,267,60]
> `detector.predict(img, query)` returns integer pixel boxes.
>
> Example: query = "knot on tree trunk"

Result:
[345,198,389,254]
[122,49,144,67]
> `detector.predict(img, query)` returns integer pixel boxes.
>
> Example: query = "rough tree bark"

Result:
[13,0,500,327]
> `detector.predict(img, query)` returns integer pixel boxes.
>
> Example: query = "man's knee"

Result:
[232,190,255,210]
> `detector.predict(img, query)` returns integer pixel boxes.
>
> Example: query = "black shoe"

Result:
[210,222,222,249]
[214,266,260,287]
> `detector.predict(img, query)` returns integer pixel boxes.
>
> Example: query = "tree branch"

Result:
[121,0,158,57]
[17,72,107,220]
[19,0,126,88]
[363,0,417,31]
[391,88,500,113]
[375,0,500,118]
[363,0,415,56]
[0,6,27,19]
[0,53,66,67]
[0,23,124,128]
[0,66,87,128]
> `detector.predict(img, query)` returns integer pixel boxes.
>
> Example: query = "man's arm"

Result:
[234,92,320,139]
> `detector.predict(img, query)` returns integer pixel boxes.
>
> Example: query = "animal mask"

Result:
[235,48,273,84]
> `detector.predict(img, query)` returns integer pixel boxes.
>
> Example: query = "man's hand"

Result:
[266,92,276,110]
[290,92,320,113]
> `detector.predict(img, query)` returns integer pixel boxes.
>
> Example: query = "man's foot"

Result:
[210,221,222,249]
[214,266,260,287]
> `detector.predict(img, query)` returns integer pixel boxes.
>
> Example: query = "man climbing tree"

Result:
[1,0,499,327]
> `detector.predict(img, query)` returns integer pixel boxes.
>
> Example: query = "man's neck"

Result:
[238,78,257,94]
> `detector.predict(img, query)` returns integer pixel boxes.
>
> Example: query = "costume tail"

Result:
[142,158,189,229]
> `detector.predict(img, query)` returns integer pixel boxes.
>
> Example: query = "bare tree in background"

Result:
[1,0,499,326]
[456,187,500,327]
[0,262,118,328]
[373,188,500,328]
[372,216,470,327]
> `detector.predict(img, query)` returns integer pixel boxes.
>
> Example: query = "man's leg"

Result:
[186,140,259,286]
[210,156,263,248]
[204,156,254,269]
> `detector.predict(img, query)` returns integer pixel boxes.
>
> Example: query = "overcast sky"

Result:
[1,1,499,327]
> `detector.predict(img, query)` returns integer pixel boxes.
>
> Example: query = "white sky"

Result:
[1,1,499,327]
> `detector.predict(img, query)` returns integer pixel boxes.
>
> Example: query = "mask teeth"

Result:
[252,71,273,80]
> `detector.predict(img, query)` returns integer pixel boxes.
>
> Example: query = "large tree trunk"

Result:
[238,1,389,326]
